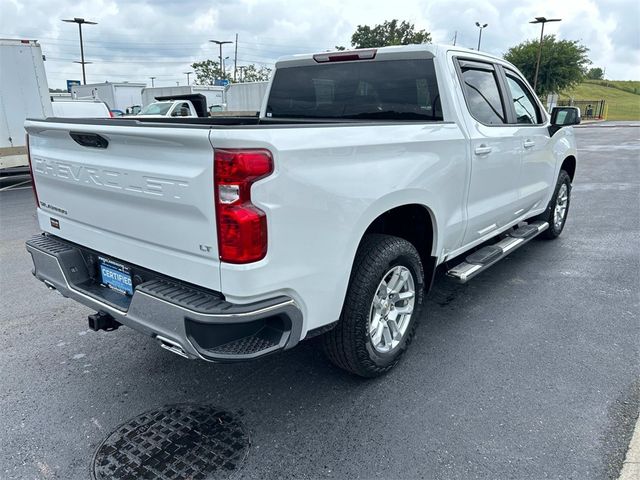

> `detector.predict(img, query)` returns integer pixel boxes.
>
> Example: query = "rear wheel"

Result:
[322,234,424,377]
[534,170,572,239]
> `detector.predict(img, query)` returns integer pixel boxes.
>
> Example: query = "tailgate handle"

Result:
[69,132,109,149]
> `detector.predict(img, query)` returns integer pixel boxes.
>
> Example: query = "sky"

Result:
[1,0,639,89]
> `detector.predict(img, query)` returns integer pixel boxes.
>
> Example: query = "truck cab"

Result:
[136,100,199,118]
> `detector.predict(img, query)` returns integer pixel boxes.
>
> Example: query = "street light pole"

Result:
[475,22,488,50]
[223,56,230,79]
[233,33,238,82]
[149,76,156,87]
[210,39,233,81]
[183,72,192,85]
[62,18,98,84]
[530,16,562,93]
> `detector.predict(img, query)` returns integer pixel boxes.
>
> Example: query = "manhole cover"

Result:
[92,404,250,480]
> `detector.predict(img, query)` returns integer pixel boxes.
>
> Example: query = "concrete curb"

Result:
[619,412,640,480]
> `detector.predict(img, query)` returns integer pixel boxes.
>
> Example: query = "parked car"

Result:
[136,98,200,118]
[141,85,224,112]
[50,100,111,118]
[24,44,579,377]
[110,109,125,117]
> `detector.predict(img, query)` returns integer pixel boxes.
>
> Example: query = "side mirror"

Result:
[549,106,581,136]
[551,106,581,126]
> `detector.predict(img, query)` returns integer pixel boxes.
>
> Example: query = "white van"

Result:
[51,100,111,118]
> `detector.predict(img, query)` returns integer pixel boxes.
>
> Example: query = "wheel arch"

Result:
[358,202,439,292]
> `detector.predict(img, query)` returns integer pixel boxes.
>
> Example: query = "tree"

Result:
[192,60,272,84]
[504,35,590,96]
[238,64,272,82]
[191,59,223,85]
[347,19,431,49]
[586,67,604,80]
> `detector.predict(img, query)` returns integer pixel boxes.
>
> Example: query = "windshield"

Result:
[138,102,172,116]
[266,58,442,121]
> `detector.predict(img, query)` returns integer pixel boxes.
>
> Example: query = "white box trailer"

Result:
[72,82,145,112]
[0,39,52,171]
[141,85,225,111]
[224,81,269,113]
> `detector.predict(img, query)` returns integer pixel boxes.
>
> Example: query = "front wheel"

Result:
[322,234,425,377]
[534,170,572,239]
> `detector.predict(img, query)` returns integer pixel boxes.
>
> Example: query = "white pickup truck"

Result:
[25,44,579,377]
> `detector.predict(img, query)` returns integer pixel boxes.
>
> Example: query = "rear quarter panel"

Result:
[212,122,468,336]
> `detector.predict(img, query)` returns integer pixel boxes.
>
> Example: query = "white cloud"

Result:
[0,0,638,88]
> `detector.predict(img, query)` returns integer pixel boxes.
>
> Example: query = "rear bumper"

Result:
[25,234,303,361]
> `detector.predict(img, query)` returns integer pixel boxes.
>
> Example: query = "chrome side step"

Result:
[447,221,549,283]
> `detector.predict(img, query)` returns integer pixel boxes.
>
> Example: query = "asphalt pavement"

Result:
[0,123,638,479]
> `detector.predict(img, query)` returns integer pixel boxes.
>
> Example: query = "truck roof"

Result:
[275,43,506,68]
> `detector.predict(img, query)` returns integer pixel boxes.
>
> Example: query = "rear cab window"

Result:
[266,58,443,121]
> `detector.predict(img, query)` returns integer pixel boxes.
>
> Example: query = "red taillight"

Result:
[25,134,40,208]
[214,149,274,264]
[109,110,114,118]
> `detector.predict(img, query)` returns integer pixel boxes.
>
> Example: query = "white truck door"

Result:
[454,58,523,245]
[500,68,555,215]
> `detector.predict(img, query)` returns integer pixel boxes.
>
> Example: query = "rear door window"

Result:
[459,63,506,125]
[267,59,442,121]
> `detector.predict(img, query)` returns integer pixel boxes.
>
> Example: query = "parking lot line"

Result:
[619,415,640,480]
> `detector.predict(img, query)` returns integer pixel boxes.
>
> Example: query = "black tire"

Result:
[533,170,572,239]
[322,234,425,377]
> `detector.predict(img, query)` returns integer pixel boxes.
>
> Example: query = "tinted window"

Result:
[267,59,442,121]
[460,67,505,125]
[139,102,172,115]
[505,73,542,124]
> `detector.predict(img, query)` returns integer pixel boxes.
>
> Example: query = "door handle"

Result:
[474,144,492,155]
[523,139,535,149]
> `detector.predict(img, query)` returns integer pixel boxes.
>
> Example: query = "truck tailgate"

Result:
[25,120,221,291]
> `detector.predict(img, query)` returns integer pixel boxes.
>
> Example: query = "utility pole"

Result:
[475,22,488,50]
[452,31,457,46]
[61,17,97,84]
[530,17,562,93]
[234,33,238,82]
[210,39,233,80]
[223,56,230,79]
[149,76,156,87]
[183,72,192,85]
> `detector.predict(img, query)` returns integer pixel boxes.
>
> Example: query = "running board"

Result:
[447,221,549,283]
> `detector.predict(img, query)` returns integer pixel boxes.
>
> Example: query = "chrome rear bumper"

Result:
[26,234,303,361]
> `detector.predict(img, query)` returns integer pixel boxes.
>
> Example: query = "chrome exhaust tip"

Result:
[156,335,189,359]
